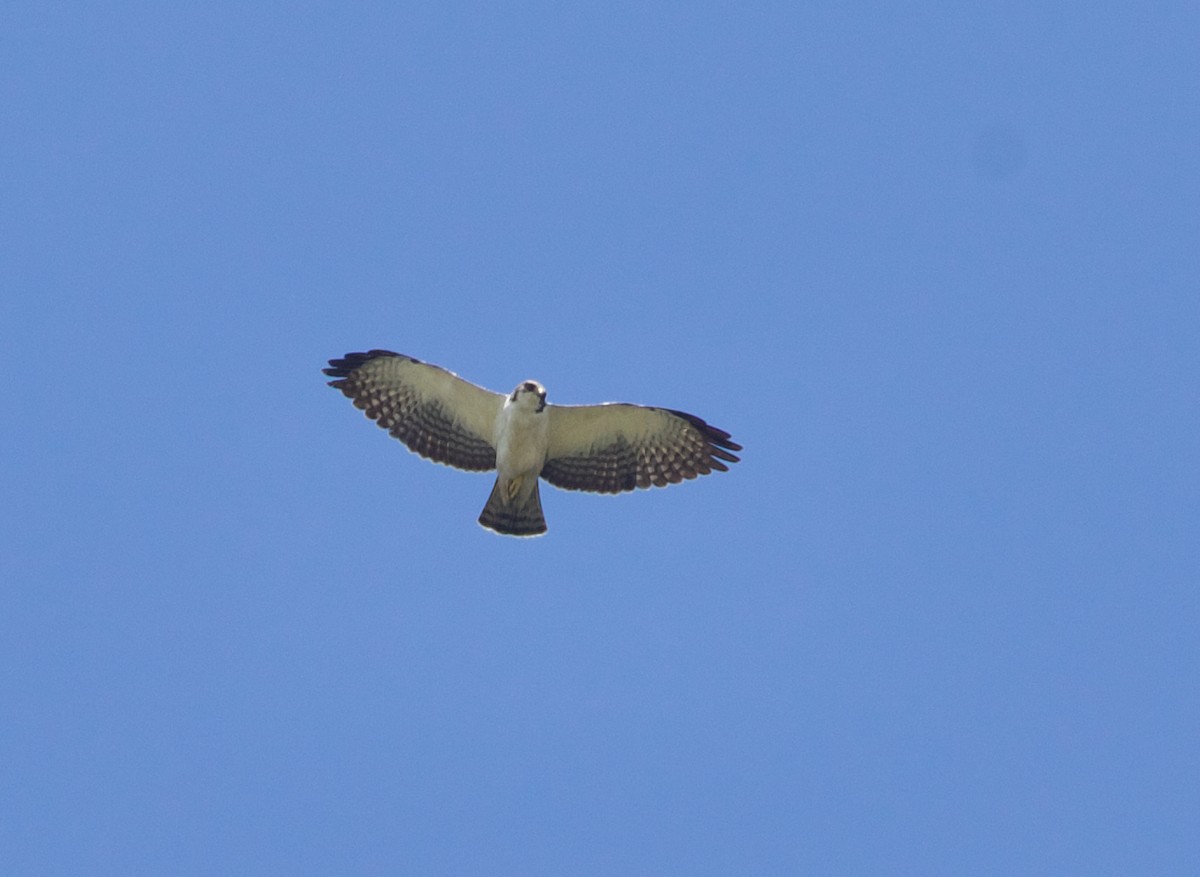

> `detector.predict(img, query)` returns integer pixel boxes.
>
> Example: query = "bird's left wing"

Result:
[324,350,504,471]
[542,403,741,494]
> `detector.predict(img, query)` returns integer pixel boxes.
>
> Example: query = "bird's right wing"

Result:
[542,402,741,493]
[324,350,504,471]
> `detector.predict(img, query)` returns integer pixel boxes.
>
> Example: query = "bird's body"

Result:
[494,382,549,482]
[323,350,740,537]
[484,382,552,535]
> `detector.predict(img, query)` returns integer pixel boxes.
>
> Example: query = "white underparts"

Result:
[493,386,550,488]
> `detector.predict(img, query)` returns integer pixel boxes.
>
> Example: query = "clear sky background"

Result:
[3,3,1198,874]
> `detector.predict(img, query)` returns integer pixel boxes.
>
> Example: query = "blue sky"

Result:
[3,2,1198,873]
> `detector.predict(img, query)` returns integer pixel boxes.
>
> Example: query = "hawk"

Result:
[323,350,742,537]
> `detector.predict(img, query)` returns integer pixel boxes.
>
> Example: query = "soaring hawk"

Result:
[323,350,741,537]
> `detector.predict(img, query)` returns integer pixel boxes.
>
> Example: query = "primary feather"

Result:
[324,350,742,535]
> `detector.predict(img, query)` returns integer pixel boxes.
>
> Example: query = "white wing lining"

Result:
[542,403,741,493]
[324,350,505,471]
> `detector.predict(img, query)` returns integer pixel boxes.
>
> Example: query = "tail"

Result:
[478,476,547,537]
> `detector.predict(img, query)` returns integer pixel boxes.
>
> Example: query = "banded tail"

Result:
[478,476,547,537]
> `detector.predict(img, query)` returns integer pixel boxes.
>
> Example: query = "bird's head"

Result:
[510,380,547,412]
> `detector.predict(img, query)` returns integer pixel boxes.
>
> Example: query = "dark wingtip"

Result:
[667,409,743,463]
[322,349,407,378]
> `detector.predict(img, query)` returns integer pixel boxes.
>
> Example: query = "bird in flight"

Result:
[323,350,742,537]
